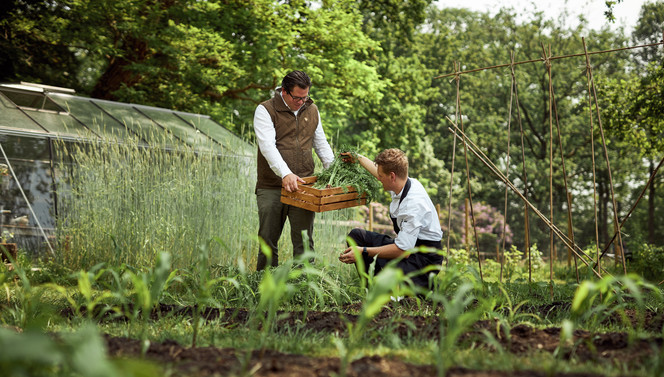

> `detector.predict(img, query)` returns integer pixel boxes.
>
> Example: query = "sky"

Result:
[436,0,648,33]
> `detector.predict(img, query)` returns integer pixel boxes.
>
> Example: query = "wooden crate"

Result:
[280,176,366,212]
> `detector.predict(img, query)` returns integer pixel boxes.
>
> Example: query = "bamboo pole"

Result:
[567,192,579,283]
[582,38,627,275]
[434,41,664,80]
[446,123,609,279]
[499,50,515,284]
[541,43,555,300]
[594,156,664,270]
[454,62,484,281]
[549,72,580,282]
[446,62,461,266]
[582,39,602,279]
[508,51,533,285]
[465,198,471,253]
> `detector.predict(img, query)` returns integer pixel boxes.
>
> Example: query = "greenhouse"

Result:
[0,82,255,254]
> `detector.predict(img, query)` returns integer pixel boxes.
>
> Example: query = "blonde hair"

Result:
[374,148,408,179]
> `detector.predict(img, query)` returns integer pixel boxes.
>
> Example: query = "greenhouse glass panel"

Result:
[136,107,221,153]
[25,110,97,139]
[0,106,49,134]
[178,113,254,156]
[0,87,63,111]
[94,101,177,146]
[0,134,55,254]
[0,91,17,108]
[48,94,135,141]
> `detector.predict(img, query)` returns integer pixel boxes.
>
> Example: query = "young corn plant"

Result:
[429,264,486,377]
[336,257,413,377]
[485,284,541,346]
[570,273,659,330]
[251,252,294,338]
[553,274,661,374]
[185,242,239,348]
[289,232,347,318]
[46,263,115,321]
[0,248,54,330]
[123,252,179,356]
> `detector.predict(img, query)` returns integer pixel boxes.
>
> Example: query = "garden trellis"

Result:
[436,33,664,290]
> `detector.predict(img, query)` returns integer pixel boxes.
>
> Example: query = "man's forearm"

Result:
[357,154,379,179]
[366,243,405,260]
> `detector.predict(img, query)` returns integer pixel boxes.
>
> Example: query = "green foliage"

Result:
[0,325,160,377]
[570,273,660,330]
[122,252,178,356]
[631,1,664,65]
[314,148,382,203]
[337,262,412,376]
[5,0,663,255]
[3,244,664,376]
[0,250,57,331]
[431,276,486,375]
[184,241,238,348]
[46,263,115,321]
[631,244,664,283]
[446,247,471,266]
[600,62,664,159]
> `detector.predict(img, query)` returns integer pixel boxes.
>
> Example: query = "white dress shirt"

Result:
[390,178,443,251]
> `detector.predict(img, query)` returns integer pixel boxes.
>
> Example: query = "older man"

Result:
[254,70,334,270]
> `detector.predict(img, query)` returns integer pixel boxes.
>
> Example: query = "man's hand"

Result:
[282,173,305,193]
[338,246,360,264]
[340,152,356,164]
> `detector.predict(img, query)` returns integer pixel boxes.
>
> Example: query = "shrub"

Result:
[630,244,664,282]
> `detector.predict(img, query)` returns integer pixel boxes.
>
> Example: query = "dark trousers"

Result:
[347,228,443,288]
[256,188,315,270]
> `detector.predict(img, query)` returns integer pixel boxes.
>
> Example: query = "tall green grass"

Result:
[53,136,358,275]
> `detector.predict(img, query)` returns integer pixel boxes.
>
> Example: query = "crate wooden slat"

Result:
[280,176,366,212]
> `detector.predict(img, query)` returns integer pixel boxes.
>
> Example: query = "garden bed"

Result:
[97,303,662,377]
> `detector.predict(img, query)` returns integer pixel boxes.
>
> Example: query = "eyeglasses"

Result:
[287,90,309,103]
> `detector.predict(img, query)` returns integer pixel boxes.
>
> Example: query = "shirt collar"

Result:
[392,180,407,198]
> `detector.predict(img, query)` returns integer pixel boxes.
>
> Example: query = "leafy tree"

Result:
[0,0,385,136]
[414,6,633,254]
[598,1,664,246]
[342,0,445,196]
[604,0,625,23]
[632,0,664,67]
[0,1,82,90]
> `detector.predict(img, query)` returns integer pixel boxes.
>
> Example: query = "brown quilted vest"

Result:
[255,90,319,189]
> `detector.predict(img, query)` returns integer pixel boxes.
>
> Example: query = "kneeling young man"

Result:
[338,149,443,288]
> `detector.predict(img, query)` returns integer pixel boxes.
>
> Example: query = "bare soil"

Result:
[97,302,662,377]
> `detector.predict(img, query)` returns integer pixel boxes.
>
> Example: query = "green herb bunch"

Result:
[314,148,382,203]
